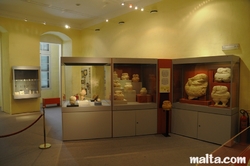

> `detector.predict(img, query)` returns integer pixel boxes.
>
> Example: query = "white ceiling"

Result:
[0,0,161,29]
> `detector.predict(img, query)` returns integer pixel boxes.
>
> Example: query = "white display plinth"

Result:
[78,100,90,107]
[124,90,136,102]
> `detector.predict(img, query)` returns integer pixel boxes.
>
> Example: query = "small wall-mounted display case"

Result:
[171,55,240,144]
[12,66,41,99]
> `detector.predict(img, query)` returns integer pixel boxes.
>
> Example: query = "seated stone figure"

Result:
[214,67,231,82]
[211,85,230,107]
[185,73,208,100]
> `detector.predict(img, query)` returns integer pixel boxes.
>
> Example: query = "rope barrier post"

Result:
[39,106,51,149]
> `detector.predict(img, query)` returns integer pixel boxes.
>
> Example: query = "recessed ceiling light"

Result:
[65,24,70,29]
[106,19,109,22]
[76,3,80,6]
[43,22,46,25]
[24,18,28,22]
[95,29,100,31]
[121,2,124,6]
[119,21,125,24]
[141,8,144,11]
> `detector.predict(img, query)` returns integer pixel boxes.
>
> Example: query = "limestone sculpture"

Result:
[162,100,172,110]
[114,90,124,100]
[185,73,208,100]
[140,87,147,95]
[69,96,76,105]
[79,88,86,100]
[132,74,139,82]
[211,85,230,107]
[214,67,231,82]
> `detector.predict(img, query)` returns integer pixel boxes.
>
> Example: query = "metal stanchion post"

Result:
[39,106,51,149]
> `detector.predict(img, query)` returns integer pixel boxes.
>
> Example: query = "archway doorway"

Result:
[40,31,72,105]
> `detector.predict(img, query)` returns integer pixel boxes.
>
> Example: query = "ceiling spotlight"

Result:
[129,4,132,8]
[106,19,109,22]
[95,29,100,31]
[121,2,124,6]
[24,18,28,22]
[150,9,158,13]
[118,21,125,24]
[141,8,144,11]
[65,24,70,29]
[43,22,46,25]
[135,6,138,10]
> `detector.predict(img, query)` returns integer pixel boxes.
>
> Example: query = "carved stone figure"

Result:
[185,73,208,100]
[162,100,172,110]
[121,73,129,80]
[140,87,147,95]
[124,82,133,90]
[79,88,86,100]
[113,80,121,87]
[211,85,230,107]
[114,90,124,100]
[69,96,76,105]
[214,67,231,82]
[132,74,139,82]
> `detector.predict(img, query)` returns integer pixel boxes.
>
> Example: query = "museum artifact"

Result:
[113,80,121,87]
[214,67,231,82]
[140,87,148,95]
[79,88,86,100]
[211,85,230,107]
[114,90,125,100]
[124,82,133,90]
[132,74,140,82]
[69,96,77,105]
[121,73,129,80]
[185,73,208,100]
[162,100,172,110]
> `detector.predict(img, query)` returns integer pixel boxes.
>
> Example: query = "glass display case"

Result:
[12,66,41,99]
[61,57,112,140]
[112,58,158,110]
[112,58,158,137]
[171,55,240,144]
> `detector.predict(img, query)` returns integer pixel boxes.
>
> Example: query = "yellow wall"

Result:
[0,0,250,113]
[80,0,250,110]
[0,17,81,114]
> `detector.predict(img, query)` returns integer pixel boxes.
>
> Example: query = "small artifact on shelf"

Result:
[214,67,231,82]
[79,88,87,100]
[113,80,121,87]
[113,71,119,80]
[185,73,208,100]
[140,87,147,95]
[114,90,125,100]
[69,96,77,105]
[162,100,172,110]
[211,85,230,107]
[132,74,139,82]
[124,82,133,91]
[121,73,129,80]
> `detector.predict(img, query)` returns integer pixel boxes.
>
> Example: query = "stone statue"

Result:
[69,96,76,105]
[162,100,172,110]
[214,67,231,82]
[185,73,208,100]
[79,88,86,100]
[211,85,230,107]
[132,74,139,82]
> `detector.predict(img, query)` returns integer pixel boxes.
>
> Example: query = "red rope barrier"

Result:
[0,114,43,138]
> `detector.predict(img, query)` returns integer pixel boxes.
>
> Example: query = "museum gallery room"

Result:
[0,0,250,166]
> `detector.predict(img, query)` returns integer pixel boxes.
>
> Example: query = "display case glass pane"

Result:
[112,59,157,110]
[62,64,111,108]
[172,56,239,109]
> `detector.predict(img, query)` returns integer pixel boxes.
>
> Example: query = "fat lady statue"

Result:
[211,85,230,107]
[185,73,208,100]
[214,67,231,82]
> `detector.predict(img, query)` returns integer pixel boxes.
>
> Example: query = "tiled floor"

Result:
[0,107,219,166]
